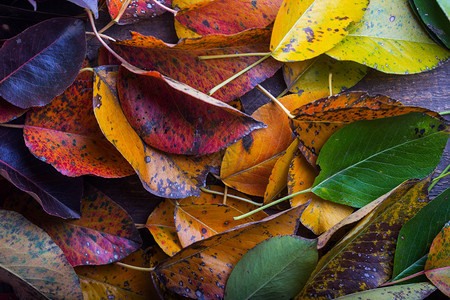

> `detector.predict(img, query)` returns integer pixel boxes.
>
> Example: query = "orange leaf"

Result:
[105,0,172,24]
[425,222,450,296]
[155,203,308,299]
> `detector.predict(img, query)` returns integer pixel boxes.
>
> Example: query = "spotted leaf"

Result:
[270,0,369,61]
[106,0,172,24]
[335,282,436,300]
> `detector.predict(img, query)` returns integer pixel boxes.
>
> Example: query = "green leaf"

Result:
[393,188,450,278]
[335,282,436,299]
[225,235,318,300]
[437,0,450,19]
[297,178,430,299]
[326,0,450,74]
[0,209,83,299]
[311,112,448,208]
[409,0,450,48]
[392,255,428,284]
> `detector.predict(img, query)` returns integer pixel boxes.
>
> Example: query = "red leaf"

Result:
[0,97,27,123]
[106,0,172,24]
[118,66,265,155]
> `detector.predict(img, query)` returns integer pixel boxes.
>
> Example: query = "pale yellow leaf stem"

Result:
[115,262,155,272]
[256,84,295,119]
[329,72,333,97]
[85,32,116,41]
[97,0,132,35]
[152,0,178,15]
[199,52,271,60]
[199,187,263,206]
[223,185,228,205]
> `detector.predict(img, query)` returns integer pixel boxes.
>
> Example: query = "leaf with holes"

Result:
[0,127,83,219]
[0,18,86,108]
[0,210,83,299]
[109,28,282,102]
[1,184,142,266]
[106,0,172,24]
[310,112,448,208]
[24,70,134,178]
[327,0,450,74]
[425,221,450,297]
[290,91,440,166]
[225,235,318,300]
[174,0,283,35]
[270,0,369,61]
[155,203,307,299]
[117,66,265,155]
[297,177,430,299]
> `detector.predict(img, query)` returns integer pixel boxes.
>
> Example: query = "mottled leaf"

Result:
[0,97,27,123]
[283,55,368,95]
[311,112,448,207]
[0,127,82,219]
[393,188,450,279]
[326,0,450,74]
[0,18,86,108]
[117,66,265,155]
[425,222,450,296]
[109,28,282,102]
[297,178,430,299]
[174,0,283,35]
[225,236,318,300]
[68,0,98,18]
[289,150,353,235]
[290,91,439,166]
[155,203,307,299]
[106,0,172,24]
[0,209,82,299]
[24,71,134,178]
[335,282,436,300]
[270,0,369,61]
[75,248,157,299]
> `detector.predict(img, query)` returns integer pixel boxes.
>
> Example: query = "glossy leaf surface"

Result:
[68,0,98,18]
[335,282,436,300]
[110,28,282,102]
[0,127,82,219]
[270,0,369,61]
[174,0,283,35]
[0,18,86,108]
[155,204,307,299]
[0,209,83,299]
[327,0,450,74]
[298,178,430,299]
[225,236,318,300]
[118,66,265,155]
[106,0,172,24]
[24,71,133,178]
[311,113,448,207]
[425,222,450,296]
[393,188,450,279]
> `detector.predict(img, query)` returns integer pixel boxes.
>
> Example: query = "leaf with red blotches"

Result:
[118,66,265,155]
[109,28,282,102]
[0,127,82,219]
[1,184,142,266]
[23,71,134,178]
[106,0,172,24]
[174,0,283,35]
[155,203,308,299]
[0,97,27,123]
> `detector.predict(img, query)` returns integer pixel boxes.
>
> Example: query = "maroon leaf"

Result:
[117,66,266,155]
[0,127,82,219]
[0,97,27,123]
[0,17,86,109]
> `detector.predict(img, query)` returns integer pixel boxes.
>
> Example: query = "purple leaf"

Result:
[68,0,98,18]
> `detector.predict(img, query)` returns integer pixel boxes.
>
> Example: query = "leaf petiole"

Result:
[234,188,312,220]
[439,111,450,115]
[381,266,450,287]
[115,262,155,272]
[198,52,271,60]
[256,84,295,119]
[428,163,450,191]
[328,72,333,97]
[79,67,94,74]
[97,0,132,35]
[199,187,263,206]
[151,0,178,15]
[85,32,116,41]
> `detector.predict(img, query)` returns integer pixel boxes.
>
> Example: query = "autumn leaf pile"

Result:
[0,0,449,299]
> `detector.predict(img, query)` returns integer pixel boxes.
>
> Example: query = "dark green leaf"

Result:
[225,236,318,300]
[311,112,448,207]
[392,255,428,284]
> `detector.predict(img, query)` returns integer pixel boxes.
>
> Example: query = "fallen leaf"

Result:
[297,177,430,299]
[117,66,265,155]
[326,0,450,74]
[225,236,318,300]
[23,71,134,178]
[425,221,450,296]
[106,0,172,24]
[0,18,86,108]
[0,209,82,299]
[174,0,283,35]
[270,0,369,61]
[0,97,27,123]
[335,282,436,299]
[291,91,440,166]
[289,150,353,235]
[311,112,448,207]
[68,0,98,18]
[0,126,83,219]
[155,203,308,299]
[110,28,282,102]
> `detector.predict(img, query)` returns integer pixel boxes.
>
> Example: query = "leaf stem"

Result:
[234,188,312,220]
[381,266,450,287]
[134,223,146,229]
[256,84,295,119]
[199,187,263,206]
[79,67,94,74]
[198,52,271,60]
[208,54,271,96]
[0,124,25,129]
[85,32,116,41]
[223,185,228,205]
[152,0,178,15]
[328,72,333,97]
[439,111,450,115]
[115,262,155,272]
[97,0,132,35]
[429,163,450,191]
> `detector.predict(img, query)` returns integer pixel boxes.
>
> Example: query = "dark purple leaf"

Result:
[0,127,82,218]
[68,0,98,18]
[0,17,86,109]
